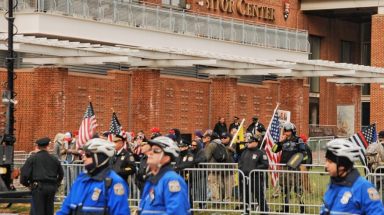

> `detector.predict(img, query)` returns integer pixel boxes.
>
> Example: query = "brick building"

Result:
[0,0,383,151]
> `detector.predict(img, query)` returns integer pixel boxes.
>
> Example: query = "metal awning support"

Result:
[22,56,139,65]
[199,68,292,76]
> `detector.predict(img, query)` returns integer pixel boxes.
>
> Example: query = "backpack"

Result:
[212,142,228,162]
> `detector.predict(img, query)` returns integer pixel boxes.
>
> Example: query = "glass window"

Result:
[362,83,370,95]
[340,40,353,63]
[309,36,321,93]
[361,102,370,127]
[309,97,319,125]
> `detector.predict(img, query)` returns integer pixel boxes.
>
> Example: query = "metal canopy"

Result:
[1,33,384,84]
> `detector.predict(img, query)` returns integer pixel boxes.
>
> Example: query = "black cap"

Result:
[36,137,50,146]
[220,132,229,139]
[252,116,258,121]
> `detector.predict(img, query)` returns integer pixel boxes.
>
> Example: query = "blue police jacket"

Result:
[57,167,130,215]
[320,168,384,215]
[139,164,190,215]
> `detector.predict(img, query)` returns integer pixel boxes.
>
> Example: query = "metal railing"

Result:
[307,136,335,165]
[0,0,309,52]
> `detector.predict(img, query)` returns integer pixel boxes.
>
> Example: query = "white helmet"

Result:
[326,139,360,163]
[283,122,296,133]
[84,138,115,158]
[148,136,180,159]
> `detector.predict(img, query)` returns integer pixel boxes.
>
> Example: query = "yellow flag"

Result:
[237,126,245,143]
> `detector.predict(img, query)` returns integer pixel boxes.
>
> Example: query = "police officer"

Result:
[321,139,384,214]
[135,140,151,192]
[57,138,130,215]
[174,140,195,173]
[246,116,266,138]
[111,134,136,182]
[139,136,190,214]
[272,122,307,213]
[239,136,269,214]
[20,137,64,215]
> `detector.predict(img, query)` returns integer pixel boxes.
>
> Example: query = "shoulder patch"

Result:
[252,154,257,160]
[168,180,181,193]
[188,156,194,162]
[340,191,352,204]
[91,188,101,201]
[113,183,125,196]
[129,156,135,162]
[263,154,268,160]
[368,187,380,201]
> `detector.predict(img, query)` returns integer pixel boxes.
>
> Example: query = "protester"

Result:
[213,117,228,136]
[229,116,240,132]
[20,137,64,215]
[138,136,190,214]
[57,138,130,215]
[321,138,384,214]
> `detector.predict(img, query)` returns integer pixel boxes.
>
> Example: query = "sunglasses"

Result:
[151,148,163,154]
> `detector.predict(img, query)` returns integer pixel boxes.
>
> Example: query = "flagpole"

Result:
[260,102,280,149]
[229,118,245,148]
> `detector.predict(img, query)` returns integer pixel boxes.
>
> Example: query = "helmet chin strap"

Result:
[156,152,165,168]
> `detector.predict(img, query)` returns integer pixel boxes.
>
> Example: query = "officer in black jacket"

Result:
[135,141,151,192]
[239,136,269,214]
[111,134,136,183]
[20,137,64,215]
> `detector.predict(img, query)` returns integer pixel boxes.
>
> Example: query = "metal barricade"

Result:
[370,167,384,201]
[183,167,247,213]
[249,168,329,214]
[307,136,334,165]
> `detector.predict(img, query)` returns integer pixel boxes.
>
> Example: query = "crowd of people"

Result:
[17,116,384,215]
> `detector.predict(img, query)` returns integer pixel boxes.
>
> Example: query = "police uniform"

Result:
[321,168,384,215]
[57,167,130,215]
[175,149,195,173]
[20,137,64,215]
[112,148,136,181]
[239,145,269,213]
[135,155,149,192]
[272,135,307,212]
[139,165,190,215]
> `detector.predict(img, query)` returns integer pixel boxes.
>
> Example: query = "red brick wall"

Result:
[279,79,309,136]
[371,15,384,132]
[159,75,210,133]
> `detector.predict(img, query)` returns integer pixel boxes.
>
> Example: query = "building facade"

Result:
[0,0,383,151]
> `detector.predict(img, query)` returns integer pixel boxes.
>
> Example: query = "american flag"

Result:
[349,124,377,166]
[77,102,97,149]
[264,111,282,186]
[108,112,122,142]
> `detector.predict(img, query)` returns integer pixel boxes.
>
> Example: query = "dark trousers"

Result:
[30,183,57,215]
[240,173,268,214]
